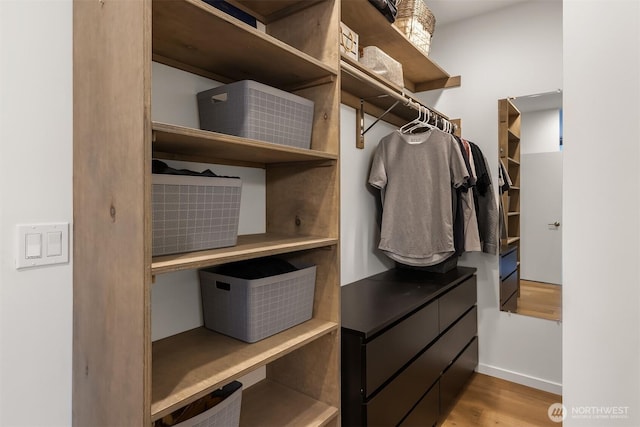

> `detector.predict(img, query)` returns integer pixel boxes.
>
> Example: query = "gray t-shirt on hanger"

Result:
[369,129,469,266]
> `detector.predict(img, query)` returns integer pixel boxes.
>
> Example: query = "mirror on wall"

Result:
[498,90,563,321]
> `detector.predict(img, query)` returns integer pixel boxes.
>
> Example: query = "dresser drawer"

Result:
[501,288,518,312]
[365,300,438,396]
[440,337,478,414]
[431,306,477,372]
[366,306,476,426]
[500,268,519,305]
[439,276,477,333]
[500,293,518,313]
[500,246,518,279]
[366,336,441,427]
[399,382,439,427]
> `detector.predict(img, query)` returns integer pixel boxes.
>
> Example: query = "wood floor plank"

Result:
[518,280,562,321]
[441,373,562,427]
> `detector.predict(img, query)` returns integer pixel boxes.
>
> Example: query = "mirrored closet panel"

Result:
[498,90,563,321]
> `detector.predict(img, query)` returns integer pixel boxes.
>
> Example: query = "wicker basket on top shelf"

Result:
[395,0,436,56]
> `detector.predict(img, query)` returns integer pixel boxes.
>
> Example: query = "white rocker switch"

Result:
[47,231,63,257]
[25,233,42,259]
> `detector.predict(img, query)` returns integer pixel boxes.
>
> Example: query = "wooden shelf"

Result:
[510,186,520,191]
[151,320,339,421]
[508,157,520,166]
[508,128,520,140]
[340,56,453,129]
[507,212,520,216]
[152,0,337,87]
[152,122,337,167]
[234,0,325,24]
[152,233,338,275]
[240,380,339,426]
[507,237,521,245]
[340,0,460,92]
[340,57,424,123]
[341,54,405,97]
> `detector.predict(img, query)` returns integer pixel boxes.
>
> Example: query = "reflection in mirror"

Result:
[498,90,563,321]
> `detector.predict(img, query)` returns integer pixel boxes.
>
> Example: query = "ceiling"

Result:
[512,90,563,113]
[425,0,529,27]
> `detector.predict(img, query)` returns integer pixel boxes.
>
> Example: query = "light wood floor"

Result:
[517,280,562,321]
[441,373,562,427]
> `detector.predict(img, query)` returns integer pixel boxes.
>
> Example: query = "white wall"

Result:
[563,1,640,425]
[521,109,561,154]
[339,105,395,285]
[422,0,563,393]
[0,1,73,425]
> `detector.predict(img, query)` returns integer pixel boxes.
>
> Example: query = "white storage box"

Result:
[199,262,316,343]
[152,174,241,256]
[359,46,404,88]
[339,21,359,61]
[153,381,242,427]
[197,80,314,149]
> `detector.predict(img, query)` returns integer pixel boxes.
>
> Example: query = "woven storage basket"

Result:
[395,0,436,55]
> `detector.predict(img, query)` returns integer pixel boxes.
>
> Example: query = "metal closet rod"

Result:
[361,96,454,136]
[341,61,455,145]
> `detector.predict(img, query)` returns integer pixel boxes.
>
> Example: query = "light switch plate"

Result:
[16,223,70,269]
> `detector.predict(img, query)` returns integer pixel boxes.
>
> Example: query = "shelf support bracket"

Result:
[357,99,400,149]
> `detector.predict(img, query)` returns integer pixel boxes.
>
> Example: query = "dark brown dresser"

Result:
[341,267,478,427]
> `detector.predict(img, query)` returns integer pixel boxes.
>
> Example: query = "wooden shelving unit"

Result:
[341,0,459,93]
[499,98,522,312]
[499,98,521,246]
[339,0,460,133]
[73,0,340,425]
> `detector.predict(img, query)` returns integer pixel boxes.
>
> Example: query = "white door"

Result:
[520,151,563,285]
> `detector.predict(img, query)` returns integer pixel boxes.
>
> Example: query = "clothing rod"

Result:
[340,60,450,122]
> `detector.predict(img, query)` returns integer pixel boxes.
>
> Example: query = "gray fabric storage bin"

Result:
[197,80,314,149]
[152,174,241,256]
[154,381,242,427]
[199,263,316,343]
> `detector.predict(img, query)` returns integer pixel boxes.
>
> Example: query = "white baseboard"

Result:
[477,363,563,395]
